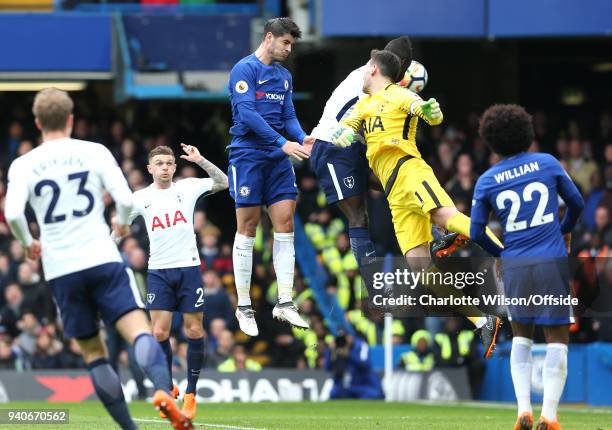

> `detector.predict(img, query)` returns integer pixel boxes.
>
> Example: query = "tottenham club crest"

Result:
[147,293,155,304]
[175,192,183,203]
[343,176,355,189]
[239,186,250,197]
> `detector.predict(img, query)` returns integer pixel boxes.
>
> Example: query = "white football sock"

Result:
[511,336,533,415]
[541,343,568,422]
[233,233,255,307]
[273,232,295,304]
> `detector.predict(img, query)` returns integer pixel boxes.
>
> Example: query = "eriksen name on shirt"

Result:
[494,161,540,184]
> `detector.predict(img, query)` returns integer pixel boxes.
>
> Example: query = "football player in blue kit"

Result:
[470,104,584,430]
[228,17,313,336]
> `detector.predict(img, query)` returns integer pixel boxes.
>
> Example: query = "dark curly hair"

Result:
[479,104,534,156]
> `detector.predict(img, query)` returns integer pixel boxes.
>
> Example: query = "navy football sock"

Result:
[158,338,173,390]
[348,227,376,268]
[186,337,205,394]
[87,358,138,430]
[134,333,171,392]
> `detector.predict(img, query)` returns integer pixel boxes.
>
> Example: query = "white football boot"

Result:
[235,306,259,336]
[272,301,310,329]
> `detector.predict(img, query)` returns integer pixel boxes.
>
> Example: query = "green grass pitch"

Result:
[2,400,611,429]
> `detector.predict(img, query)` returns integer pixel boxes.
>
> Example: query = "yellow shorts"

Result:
[386,158,454,255]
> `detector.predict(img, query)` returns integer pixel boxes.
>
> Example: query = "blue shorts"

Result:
[146,266,204,313]
[310,139,369,204]
[49,262,145,339]
[503,259,574,326]
[228,147,297,208]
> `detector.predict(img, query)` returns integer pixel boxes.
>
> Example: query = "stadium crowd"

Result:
[0,96,610,388]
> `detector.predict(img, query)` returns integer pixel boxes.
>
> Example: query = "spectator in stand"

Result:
[30,329,65,369]
[212,243,233,275]
[0,251,12,289]
[62,339,86,369]
[0,283,23,338]
[429,141,455,187]
[217,344,262,372]
[556,138,570,161]
[604,143,612,169]
[200,233,220,270]
[17,140,34,157]
[16,262,54,323]
[202,269,234,331]
[207,318,227,353]
[594,206,612,246]
[446,153,476,211]
[568,140,599,195]
[206,329,234,368]
[582,171,607,232]
[0,337,22,370]
[127,168,146,191]
[15,311,40,359]
[6,121,23,163]
[296,174,323,221]
[269,330,306,368]
[400,329,434,372]
[325,332,384,399]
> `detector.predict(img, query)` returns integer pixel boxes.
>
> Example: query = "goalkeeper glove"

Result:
[331,126,354,148]
[421,98,442,121]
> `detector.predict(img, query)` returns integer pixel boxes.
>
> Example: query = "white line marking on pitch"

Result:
[134,417,268,430]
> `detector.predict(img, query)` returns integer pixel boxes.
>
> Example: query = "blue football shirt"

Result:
[228,53,305,149]
[471,152,583,257]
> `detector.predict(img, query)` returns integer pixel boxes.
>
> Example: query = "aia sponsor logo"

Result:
[152,210,188,231]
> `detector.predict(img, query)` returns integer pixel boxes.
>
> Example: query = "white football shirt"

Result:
[4,138,133,280]
[130,178,213,270]
[311,64,368,142]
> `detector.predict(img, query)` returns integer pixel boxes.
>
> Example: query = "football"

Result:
[399,60,428,93]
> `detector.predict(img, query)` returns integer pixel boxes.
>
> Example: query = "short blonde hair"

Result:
[32,88,74,132]
[148,145,175,161]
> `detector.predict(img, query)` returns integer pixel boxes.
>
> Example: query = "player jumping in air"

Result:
[471,105,584,430]
[228,17,313,336]
[331,51,505,357]
[5,88,192,430]
[113,143,228,420]
[310,36,417,274]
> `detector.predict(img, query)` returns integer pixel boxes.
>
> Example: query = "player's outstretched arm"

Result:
[409,98,444,126]
[180,143,229,193]
[330,107,362,148]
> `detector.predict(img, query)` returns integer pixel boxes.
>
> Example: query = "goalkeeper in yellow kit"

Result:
[331,50,504,358]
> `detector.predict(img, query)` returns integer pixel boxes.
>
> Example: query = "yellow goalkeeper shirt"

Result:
[341,83,443,190]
